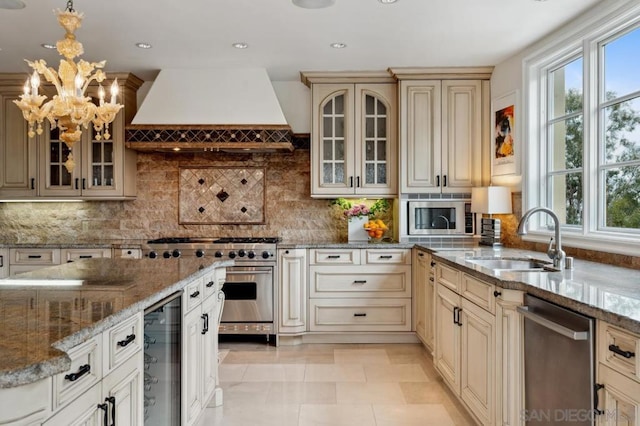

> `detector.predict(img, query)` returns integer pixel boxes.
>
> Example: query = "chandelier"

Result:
[13,0,122,173]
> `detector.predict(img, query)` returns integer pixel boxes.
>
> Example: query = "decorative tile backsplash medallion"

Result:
[179,167,265,224]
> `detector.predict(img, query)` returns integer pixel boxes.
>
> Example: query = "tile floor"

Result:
[197,342,476,426]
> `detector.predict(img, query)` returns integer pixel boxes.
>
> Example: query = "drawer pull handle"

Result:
[0,255,3,268]
[594,383,605,416]
[327,255,341,259]
[79,255,92,259]
[27,255,42,259]
[353,280,367,284]
[117,334,136,347]
[353,313,367,317]
[379,255,393,259]
[190,290,200,298]
[206,281,215,288]
[201,313,209,334]
[65,364,91,382]
[608,344,635,359]
[430,261,436,267]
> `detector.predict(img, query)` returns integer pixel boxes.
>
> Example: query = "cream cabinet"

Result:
[182,271,225,426]
[596,321,640,425]
[398,79,483,193]
[0,79,37,199]
[9,247,61,276]
[61,248,112,263]
[495,289,525,426]
[413,248,435,352]
[305,75,397,198]
[279,248,308,334]
[308,248,411,332]
[0,247,8,278]
[0,73,142,200]
[434,264,496,426]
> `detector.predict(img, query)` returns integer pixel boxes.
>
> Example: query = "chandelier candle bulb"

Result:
[110,79,118,104]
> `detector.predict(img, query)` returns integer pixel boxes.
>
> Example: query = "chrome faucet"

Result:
[517,207,566,269]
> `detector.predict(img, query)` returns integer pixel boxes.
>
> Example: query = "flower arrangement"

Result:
[331,198,390,221]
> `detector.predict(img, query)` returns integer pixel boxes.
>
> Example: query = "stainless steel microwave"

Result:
[408,201,474,235]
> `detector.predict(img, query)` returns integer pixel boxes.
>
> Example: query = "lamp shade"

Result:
[471,186,512,214]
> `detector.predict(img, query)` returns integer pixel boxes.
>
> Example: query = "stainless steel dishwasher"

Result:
[518,294,596,425]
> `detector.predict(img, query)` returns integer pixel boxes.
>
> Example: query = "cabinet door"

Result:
[182,306,203,426]
[0,248,8,278]
[0,89,37,198]
[201,295,218,405]
[413,250,428,343]
[399,80,442,192]
[354,83,396,195]
[279,249,307,334]
[43,382,102,426]
[102,354,143,426]
[441,80,482,193]
[81,109,125,198]
[598,364,640,426]
[435,283,460,392]
[460,297,495,426]
[311,83,355,196]
[39,123,82,197]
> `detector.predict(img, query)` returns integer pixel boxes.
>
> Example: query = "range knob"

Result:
[247,251,256,259]
[163,251,171,259]
[214,251,223,258]
[228,251,237,259]
[195,249,205,258]
[238,249,246,257]
[172,249,181,258]
[261,251,271,259]
[148,251,157,259]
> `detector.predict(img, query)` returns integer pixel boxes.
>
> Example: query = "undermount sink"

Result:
[465,257,558,272]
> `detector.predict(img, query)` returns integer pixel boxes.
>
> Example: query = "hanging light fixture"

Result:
[13,0,122,172]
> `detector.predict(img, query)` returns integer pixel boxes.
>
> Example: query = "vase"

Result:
[347,216,369,243]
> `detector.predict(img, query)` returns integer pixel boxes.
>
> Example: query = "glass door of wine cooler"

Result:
[144,292,182,425]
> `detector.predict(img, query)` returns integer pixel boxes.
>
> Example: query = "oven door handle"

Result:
[225,270,272,275]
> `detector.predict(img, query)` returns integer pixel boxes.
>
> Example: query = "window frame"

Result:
[523,2,640,256]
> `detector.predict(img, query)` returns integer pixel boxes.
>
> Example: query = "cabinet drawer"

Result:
[183,277,204,312]
[309,298,411,332]
[461,273,495,314]
[598,322,640,382]
[61,248,112,263]
[10,248,60,265]
[203,267,226,300]
[103,312,142,375]
[310,249,360,265]
[310,265,411,298]
[436,263,460,293]
[52,335,102,411]
[363,249,410,265]
[114,248,142,259]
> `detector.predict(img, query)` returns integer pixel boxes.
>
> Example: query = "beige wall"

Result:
[0,150,392,244]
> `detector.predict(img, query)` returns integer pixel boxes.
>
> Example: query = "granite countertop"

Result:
[428,246,640,334]
[0,257,232,388]
[277,239,415,249]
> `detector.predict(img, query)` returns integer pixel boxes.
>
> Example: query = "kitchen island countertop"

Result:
[424,246,640,335]
[0,257,232,388]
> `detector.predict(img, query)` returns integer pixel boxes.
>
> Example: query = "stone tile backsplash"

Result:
[0,151,392,244]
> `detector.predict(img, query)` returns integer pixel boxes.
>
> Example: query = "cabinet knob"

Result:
[493,290,502,298]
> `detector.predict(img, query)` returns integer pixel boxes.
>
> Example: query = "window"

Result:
[524,4,640,255]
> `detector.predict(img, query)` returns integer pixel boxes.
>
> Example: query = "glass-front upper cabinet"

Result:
[310,82,397,198]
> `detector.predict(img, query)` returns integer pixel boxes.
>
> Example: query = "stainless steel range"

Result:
[141,237,278,336]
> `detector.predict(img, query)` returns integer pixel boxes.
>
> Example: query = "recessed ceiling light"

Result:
[0,0,25,10]
[232,42,249,49]
[41,43,56,50]
[292,0,335,9]
[330,42,347,49]
[378,0,398,3]
[135,42,152,49]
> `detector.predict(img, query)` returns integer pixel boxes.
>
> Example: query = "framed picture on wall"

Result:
[491,90,520,176]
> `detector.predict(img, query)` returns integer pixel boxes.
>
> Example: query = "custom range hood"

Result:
[125,68,294,153]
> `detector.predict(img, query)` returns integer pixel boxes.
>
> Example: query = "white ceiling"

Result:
[0,0,602,82]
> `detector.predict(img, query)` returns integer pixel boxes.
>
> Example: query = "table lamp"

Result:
[471,186,513,247]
